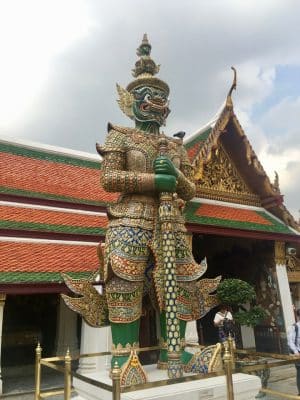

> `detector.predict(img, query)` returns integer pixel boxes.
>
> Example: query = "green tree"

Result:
[217,278,267,327]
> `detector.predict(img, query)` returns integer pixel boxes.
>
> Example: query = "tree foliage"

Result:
[216,278,266,327]
[217,278,256,306]
[234,306,268,327]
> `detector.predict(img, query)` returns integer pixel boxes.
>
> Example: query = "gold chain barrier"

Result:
[34,341,300,400]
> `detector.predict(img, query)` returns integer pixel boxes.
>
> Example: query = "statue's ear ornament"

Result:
[116,83,134,119]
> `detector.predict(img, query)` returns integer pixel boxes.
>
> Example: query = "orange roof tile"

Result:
[0,205,108,229]
[0,241,98,273]
[195,203,272,225]
[0,152,118,204]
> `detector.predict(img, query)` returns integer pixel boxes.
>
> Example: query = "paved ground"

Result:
[1,363,299,399]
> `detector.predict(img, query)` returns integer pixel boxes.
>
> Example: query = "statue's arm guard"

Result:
[177,147,196,201]
[99,129,155,193]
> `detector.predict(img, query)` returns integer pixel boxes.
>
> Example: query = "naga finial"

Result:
[273,171,280,193]
[226,67,237,107]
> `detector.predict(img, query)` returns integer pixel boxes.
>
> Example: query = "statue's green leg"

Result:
[179,319,193,365]
[111,319,140,368]
[158,312,168,365]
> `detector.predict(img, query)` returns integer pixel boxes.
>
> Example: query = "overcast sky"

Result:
[1,0,300,220]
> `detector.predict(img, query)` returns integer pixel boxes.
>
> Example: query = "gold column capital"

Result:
[275,241,286,265]
[0,293,6,306]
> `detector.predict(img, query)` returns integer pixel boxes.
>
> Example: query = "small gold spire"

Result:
[226,66,237,107]
[141,33,150,46]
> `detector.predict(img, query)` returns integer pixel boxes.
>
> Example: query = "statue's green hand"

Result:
[155,174,177,192]
[154,156,178,177]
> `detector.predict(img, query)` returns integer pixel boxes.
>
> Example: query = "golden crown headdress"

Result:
[117,34,169,118]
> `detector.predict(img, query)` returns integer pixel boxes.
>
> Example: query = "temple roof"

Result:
[184,92,299,232]
[0,139,108,289]
[0,201,107,236]
[185,199,298,237]
[0,138,117,206]
[1,94,300,288]
[0,237,97,284]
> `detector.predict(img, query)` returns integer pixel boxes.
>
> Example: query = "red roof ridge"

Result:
[0,136,100,162]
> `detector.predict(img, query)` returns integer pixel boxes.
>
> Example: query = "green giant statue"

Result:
[62,34,221,386]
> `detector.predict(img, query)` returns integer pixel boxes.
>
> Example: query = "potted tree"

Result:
[216,278,269,398]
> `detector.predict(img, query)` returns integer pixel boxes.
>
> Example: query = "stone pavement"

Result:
[1,363,299,399]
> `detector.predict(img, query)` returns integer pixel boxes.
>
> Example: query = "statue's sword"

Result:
[158,137,183,379]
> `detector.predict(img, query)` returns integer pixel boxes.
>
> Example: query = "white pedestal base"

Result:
[73,364,261,400]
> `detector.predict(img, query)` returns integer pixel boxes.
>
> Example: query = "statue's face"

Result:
[132,86,170,126]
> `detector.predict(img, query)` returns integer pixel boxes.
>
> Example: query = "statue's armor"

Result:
[99,125,206,324]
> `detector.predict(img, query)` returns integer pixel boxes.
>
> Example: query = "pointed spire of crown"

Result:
[137,33,151,56]
[127,34,169,95]
[132,33,160,78]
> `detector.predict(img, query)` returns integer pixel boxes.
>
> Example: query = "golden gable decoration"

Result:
[196,144,261,206]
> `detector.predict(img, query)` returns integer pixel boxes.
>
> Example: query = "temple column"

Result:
[185,321,198,344]
[0,294,6,394]
[55,297,79,356]
[77,321,111,374]
[275,241,294,333]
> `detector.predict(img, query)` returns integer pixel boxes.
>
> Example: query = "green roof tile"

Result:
[0,271,92,284]
[0,220,106,236]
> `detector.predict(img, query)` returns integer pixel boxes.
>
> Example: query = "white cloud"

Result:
[240,96,300,218]
[0,0,300,218]
[0,0,93,129]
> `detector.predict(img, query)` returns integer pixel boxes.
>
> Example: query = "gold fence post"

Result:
[228,334,235,367]
[223,341,234,400]
[34,343,42,400]
[111,361,121,400]
[64,348,72,400]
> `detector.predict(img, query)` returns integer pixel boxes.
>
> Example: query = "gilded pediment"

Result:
[195,144,261,206]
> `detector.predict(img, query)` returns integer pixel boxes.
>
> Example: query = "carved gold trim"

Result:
[119,349,148,386]
[274,241,286,265]
[193,107,232,179]
[0,294,6,305]
[157,360,168,370]
[111,342,139,356]
[287,254,300,272]
[196,187,261,207]
[287,272,300,283]
[158,338,167,349]
[195,143,261,206]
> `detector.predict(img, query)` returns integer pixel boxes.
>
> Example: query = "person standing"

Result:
[287,308,300,395]
[214,305,234,342]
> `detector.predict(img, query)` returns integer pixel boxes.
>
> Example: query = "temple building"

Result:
[0,86,299,392]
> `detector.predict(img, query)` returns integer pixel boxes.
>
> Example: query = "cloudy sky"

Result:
[1,0,300,219]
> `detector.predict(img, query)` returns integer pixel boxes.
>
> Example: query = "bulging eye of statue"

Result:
[144,93,151,102]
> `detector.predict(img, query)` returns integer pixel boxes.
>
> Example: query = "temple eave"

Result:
[187,222,300,243]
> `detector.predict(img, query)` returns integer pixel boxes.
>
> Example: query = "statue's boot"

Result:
[110,320,147,386]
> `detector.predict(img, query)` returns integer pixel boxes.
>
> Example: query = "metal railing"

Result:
[34,337,300,400]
